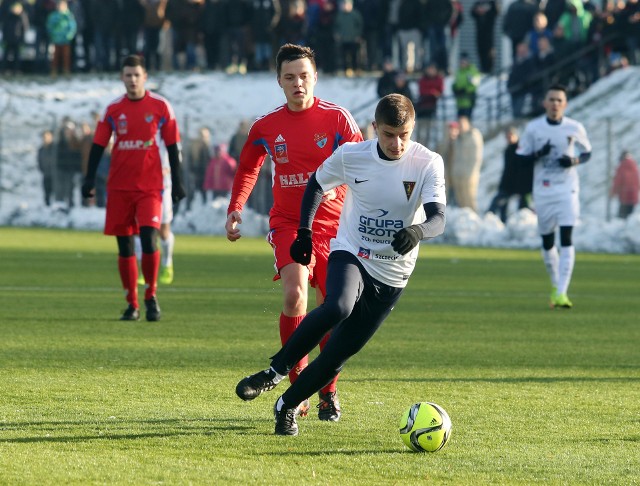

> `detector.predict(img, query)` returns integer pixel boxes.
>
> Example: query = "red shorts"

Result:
[267,224,333,297]
[104,190,163,236]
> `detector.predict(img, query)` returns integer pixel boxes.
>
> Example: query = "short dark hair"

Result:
[276,43,316,76]
[547,83,567,95]
[121,54,145,71]
[375,94,415,127]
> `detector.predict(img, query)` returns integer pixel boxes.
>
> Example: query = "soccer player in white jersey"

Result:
[235,94,447,436]
[516,84,592,309]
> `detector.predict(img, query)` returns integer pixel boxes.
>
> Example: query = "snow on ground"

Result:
[0,67,639,253]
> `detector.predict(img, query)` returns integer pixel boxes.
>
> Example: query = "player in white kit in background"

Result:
[516,84,592,309]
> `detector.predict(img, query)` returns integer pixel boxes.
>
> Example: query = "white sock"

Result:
[134,236,142,263]
[557,246,575,295]
[270,367,285,384]
[275,396,285,412]
[160,232,175,267]
[542,247,559,289]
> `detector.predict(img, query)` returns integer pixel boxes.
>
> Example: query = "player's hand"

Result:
[391,225,424,255]
[225,211,242,242]
[535,140,552,159]
[557,155,579,167]
[171,181,186,204]
[290,227,313,265]
[322,188,337,202]
[81,177,95,198]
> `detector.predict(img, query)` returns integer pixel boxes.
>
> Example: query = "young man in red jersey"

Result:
[82,55,186,322]
[225,43,363,421]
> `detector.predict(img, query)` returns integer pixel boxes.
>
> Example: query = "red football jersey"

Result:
[94,91,180,192]
[228,97,362,235]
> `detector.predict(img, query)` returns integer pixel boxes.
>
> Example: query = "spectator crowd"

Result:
[0,0,632,79]
[11,0,640,221]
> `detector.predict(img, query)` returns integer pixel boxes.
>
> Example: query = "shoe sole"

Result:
[297,400,310,417]
[274,428,298,436]
[550,301,573,309]
[318,414,341,422]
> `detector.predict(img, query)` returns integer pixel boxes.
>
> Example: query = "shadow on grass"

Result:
[590,436,640,443]
[347,376,640,384]
[259,448,404,455]
[0,417,253,443]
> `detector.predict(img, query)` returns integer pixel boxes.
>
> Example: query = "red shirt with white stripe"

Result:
[228,97,363,235]
[93,90,180,192]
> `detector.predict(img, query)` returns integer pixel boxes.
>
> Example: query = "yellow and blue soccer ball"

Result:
[399,401,452,452]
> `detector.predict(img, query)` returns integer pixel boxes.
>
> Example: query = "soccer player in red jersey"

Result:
[225,43,363,421]
[82,55,186,322]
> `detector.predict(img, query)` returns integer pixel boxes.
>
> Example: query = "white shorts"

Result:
[534,193,579,235]
[161,187,173,224]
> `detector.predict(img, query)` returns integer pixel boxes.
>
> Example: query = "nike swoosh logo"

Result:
[355,178,369,184]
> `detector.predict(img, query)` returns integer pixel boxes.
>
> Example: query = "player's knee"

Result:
[541,233,555,250]
[559,226,573,247]
[139,226,158,253]
[320,299,352,324]
[282,286,307,314]
[116,236,135,257]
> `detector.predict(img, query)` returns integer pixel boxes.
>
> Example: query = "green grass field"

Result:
[0,227,638,485]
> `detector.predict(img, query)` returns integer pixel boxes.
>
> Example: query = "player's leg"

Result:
[536,198,560,306]
[235,250,360,402]
[279,262,310,383]
[158,223,175,284]
[555,226,575,308]
[554,194,579,308]
[274,251,404,435]
[134,235,144,285]
[105,190,139,320]
[541,232,559,306]
[267,226,312,385]
[311,234,342,420]
[136,192,163,321]
[239,250,365,435]
[158,188,175,285]
[139,226,161,321]
[116,235,140,321]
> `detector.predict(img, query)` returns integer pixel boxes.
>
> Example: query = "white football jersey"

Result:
[315,139,446,288]
[517,115,591,200]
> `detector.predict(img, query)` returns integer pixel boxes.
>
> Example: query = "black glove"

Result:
[81,177,95,198]
[171,178,186,204]
[535,140,552,159]
[557,155,579,168]
[391,225,423,255]
[290,227,313,265]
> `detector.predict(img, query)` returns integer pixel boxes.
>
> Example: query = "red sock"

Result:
[279,313,308,384]
[118,256,138,308]
[319,332,339,394]
[141,250,160,300]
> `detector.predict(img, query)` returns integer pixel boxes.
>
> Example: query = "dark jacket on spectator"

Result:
[2,3,29,46]
[502,0,538,45]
